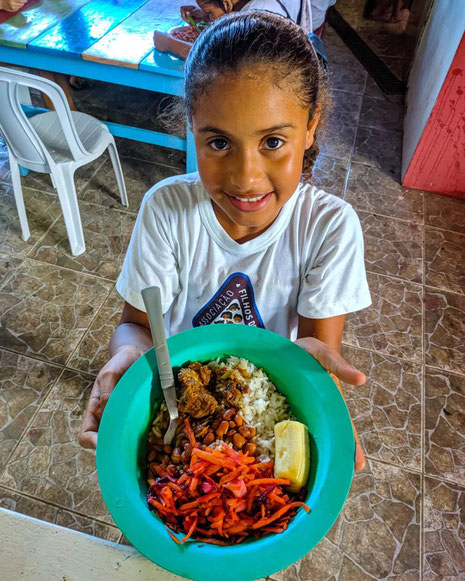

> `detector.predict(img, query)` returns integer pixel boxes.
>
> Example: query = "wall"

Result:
[402,1,465,179]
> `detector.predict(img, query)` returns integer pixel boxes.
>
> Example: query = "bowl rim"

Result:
[97,325,354,581]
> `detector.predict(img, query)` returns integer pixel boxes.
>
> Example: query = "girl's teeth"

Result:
[231,194,266,202]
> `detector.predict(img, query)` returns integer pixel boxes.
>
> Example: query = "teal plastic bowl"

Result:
[97,325,354,581]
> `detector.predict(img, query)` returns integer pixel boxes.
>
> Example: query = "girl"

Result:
[154,0,335,59]
[81,11,371,470]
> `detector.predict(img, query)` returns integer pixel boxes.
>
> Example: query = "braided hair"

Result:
[184,10,329,180]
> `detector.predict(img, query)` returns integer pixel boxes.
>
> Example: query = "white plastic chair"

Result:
[0,66,128,256]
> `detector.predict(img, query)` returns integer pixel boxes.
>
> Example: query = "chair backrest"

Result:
[0,66,90,172]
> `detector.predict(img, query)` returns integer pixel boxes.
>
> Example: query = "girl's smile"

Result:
[192,69,319,242]
[227,191,272,212]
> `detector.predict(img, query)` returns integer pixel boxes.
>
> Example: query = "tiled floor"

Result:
[1,3,465,580]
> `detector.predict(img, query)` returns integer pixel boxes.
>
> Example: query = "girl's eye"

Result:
[209,138,230,151]
[264,137,284,150]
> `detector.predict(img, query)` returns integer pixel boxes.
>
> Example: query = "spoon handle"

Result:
[141,286,177,419]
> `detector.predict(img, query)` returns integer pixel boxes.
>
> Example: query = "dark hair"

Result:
[184,10,329,179]
[200,0,225,7]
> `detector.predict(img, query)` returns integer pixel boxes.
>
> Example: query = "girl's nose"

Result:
[229,148,265,191]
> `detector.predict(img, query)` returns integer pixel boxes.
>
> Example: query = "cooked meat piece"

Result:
[188,362,203,374]
[199,365,212,386]
[178,367,202,389]
[178,383,218,418]
[187,362,212,386]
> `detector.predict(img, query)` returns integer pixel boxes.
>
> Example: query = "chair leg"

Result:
[107,140,129,207]
[8,153,31,241]
[53,166,86,256]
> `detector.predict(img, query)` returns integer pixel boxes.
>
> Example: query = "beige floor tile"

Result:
[311,155,349,198]
[0,253,23,289]
[0,350,62,472]
[80,158,182,214]
[424,228,465,295]
[0,184,60,258]
[0,485,120,542]
[345,164,424,222]
[424,290,465,376]
[424,192,465,234]
[319,91,363,161]
[297,460,420,579]
[360,211,423,283]
[344,273,422,362]
[29,203,137,280]
[328,64,367,95]
[0,369,115,524]
[341,345,422,470]
[0,260,112,365]
[114,137,186,170]
[358,94,404,132]
[323,26,366,72]
[425,369,465,486]
[68,289,124,375]
[423,477,465,580]
[268,563,299,581]
[352,126,402,179]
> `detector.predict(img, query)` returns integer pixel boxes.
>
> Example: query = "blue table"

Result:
[0,0,196,172]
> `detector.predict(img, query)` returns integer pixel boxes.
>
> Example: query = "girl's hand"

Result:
[154,30,192,59]
[295,336,366,385]
[294,336,367,471]
[79,345,144,449]
[1,0,27,11]
[153,31,173,53]
[180,5,209,23]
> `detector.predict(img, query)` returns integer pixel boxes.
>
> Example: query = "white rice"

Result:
[209,356,292,460]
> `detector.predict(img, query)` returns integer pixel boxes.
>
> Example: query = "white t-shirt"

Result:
[242,0,336,31]
[116,173,371,340]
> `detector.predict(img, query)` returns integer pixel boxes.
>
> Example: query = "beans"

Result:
[216,420,229,437]
[229,420,236,428]
[233,434,245,450]
[234,414,243,427]
[223,408,236,421]
[147,450,156,462]
[172,447,182,464]
[233,433,246,449]
[203,432,215,445]
[244,442,256,455]
[239,426,255,439]
[183,442,192,453]
[181,449,191,464]
[163,444,172,454]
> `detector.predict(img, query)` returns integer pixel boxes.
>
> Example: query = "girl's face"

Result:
[192,69,319,241]
[198,1,227,20]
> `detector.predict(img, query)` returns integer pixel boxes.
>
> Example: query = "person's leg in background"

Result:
[37,70,78,111]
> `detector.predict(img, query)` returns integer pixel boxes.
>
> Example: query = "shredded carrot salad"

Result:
[147,419,310,544]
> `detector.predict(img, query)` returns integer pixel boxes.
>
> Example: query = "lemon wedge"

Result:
[274,420,310,493]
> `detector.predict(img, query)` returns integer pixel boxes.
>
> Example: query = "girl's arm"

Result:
[296,314,366,470]
[180,4,209,23]
[79,302,153,449]
[153,31,193,60]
